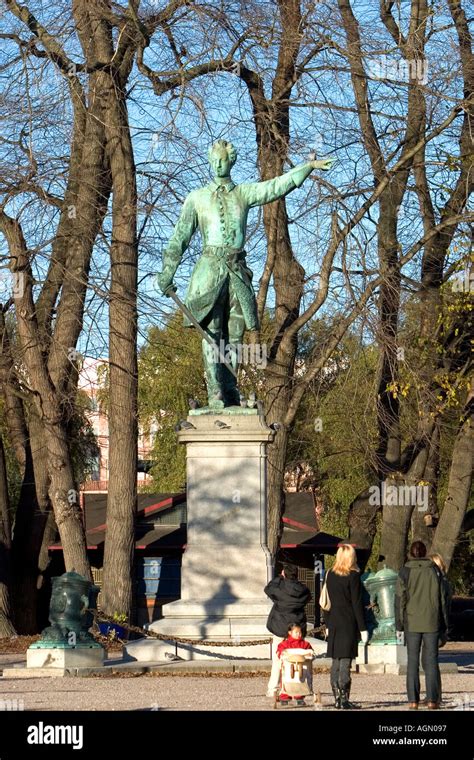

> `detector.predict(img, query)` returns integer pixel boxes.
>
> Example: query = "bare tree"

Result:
[0,0,119,592]
[332,0,474,569]
[0,0,470,635]
[135,0,472,565]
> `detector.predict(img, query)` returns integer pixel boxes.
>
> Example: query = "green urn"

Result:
[31,571,102,649]
[362,567,399,645]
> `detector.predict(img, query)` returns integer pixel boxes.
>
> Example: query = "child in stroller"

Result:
[274,623,314,708]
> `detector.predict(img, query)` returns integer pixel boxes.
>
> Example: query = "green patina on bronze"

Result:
[362,567,400,645]
[189,405,259,417]
[31,571,103,649]
[156,140,333,408]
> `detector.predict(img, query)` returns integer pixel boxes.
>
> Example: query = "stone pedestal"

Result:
[125,636,328,663]
[356,643,407,666]
[27,647,104,669]
[148,409,275,659]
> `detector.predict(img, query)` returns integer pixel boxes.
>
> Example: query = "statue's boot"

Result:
[202,338,224,409]
[221,340,241,406]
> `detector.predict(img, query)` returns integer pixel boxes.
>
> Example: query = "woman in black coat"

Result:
[324,544,368,709]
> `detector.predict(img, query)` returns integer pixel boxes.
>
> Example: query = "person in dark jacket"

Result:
[395,541,450,710]
[324,544,368,709]
[264,564,311,698]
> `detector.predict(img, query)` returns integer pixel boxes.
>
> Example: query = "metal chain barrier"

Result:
[92,611,272,646]
[92,611,325,647]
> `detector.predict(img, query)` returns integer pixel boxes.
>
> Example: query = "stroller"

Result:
[273,648,319,708]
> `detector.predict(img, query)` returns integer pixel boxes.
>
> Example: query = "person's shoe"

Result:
[332,685,341,709]
[339,687,359,709]
[408,702,419,710]
[295,698,306,706]
[427,702,440,710]
[422,697,442,706]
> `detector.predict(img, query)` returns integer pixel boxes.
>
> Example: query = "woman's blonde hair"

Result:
[429,552,447,575]
[332,544,359,576]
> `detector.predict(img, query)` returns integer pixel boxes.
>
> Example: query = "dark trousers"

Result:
[330,658,352,690]
[405,631,441,703]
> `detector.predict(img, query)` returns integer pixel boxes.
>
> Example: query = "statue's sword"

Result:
[166,287,238,379]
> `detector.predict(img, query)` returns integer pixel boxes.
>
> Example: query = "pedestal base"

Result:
[141,598,271,660]
[26,647,105,669]
[125,638,271,661]
[149,412,276,659]
[356,643,407,666]
[125,635,327,662]
[150,599,272,636]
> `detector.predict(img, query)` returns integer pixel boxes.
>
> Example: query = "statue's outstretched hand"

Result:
[156,270,176,297]
[312,158,334,171]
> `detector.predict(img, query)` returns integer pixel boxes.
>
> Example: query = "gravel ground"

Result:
[0,642,471,712]
[0,670,472,712]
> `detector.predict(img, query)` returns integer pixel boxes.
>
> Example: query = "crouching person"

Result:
[264,564,311,699]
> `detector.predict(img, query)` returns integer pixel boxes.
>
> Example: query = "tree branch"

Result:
[284,210,474,427]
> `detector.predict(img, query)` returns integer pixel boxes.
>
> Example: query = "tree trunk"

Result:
[0,315,42,631]
[0,314,28,472]
[410,424,440,550]
[0,436,16,637]
[380,505,414,572]
[11,435,48,633]
[432,405,474,569]
[255,0,305,558]
[101,81,138,619]
[266,422,289,557]
[347,488,380,571]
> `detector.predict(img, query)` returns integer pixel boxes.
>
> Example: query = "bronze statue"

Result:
[157,140,333,408]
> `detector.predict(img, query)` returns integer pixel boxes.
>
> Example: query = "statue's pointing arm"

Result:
[241,162,316,208]
[156,193,198,295]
